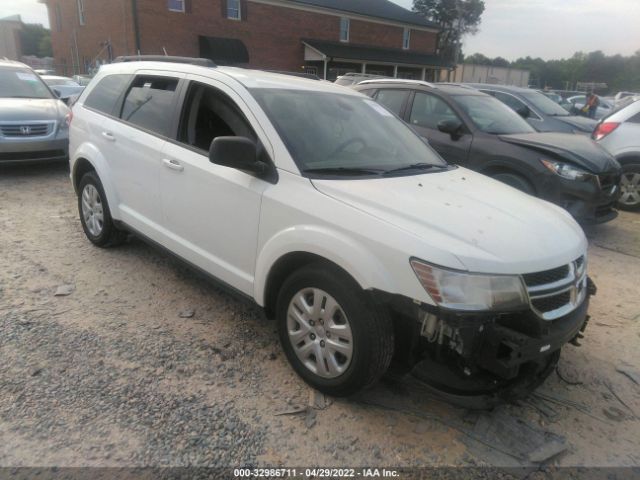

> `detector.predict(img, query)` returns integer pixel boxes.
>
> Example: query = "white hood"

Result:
[311,167,587,274]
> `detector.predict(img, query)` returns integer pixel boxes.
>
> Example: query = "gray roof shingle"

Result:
[287,0,439,29]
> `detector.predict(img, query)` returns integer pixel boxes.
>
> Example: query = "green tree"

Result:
[20,23,52,58]
[413,0,485,62]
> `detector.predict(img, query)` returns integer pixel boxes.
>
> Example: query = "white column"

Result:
[362,63,367,73]
[421,67,426,80]
[323,57,328,80]
[393,65,398,78]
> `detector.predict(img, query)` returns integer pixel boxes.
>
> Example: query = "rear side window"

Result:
[120,75,179,136]
[374,89,408,116]
[84,74,132,115]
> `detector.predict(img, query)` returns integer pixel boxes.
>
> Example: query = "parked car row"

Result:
[0,56,634,406]
[63,57,598,407]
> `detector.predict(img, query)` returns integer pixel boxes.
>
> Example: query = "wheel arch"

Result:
[70,144,121,219]
[615,153,640,166]
[479,162,538,195]
[255,228,397,319]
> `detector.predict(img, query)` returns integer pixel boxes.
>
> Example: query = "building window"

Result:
[340,17,350,42]
[403,28,411,49]
[76,0,85,25]
[55,4,62,32]
[227,0,241,20]
[168,0,185,12]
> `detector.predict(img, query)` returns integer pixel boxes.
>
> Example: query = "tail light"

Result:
[592,122,619,141]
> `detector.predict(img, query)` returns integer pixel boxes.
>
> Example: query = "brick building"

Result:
[43,0,447,81]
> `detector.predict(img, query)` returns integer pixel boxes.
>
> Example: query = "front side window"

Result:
[454,95,536,135]
[77,0,85,25]
[83,74,132,115]
[228,0,241,19]
[178,82,256,152]
[251,89,446,175]
[340,17,350,42]
[0,68,52,99]
[120,76,179,137]
[521,91,570,116]
[403,28,411,50]
[168,0,185,12]
[409,92,460,130]
[375,89,409,116]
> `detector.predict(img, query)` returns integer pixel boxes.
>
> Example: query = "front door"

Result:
[405,91,472,165]
[159,77,272,295]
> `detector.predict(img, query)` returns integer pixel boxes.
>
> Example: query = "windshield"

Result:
[521,91,570,116]
[454,95,536,134]
[43,77,79,87]
[0,68,53,99]
[251,89,447,176]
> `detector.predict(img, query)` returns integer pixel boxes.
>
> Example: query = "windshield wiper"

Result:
[383,163,445,175]
[302,167,385,176]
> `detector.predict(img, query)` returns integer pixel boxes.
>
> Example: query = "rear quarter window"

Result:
[83,74,132,115]
[120,75,179,137]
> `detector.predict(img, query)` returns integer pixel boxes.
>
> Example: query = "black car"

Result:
[354,80,621,224]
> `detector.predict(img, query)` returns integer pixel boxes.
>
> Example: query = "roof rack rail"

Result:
[113,55,216,67]
[436,82,477,90]
[358,78,436,88]
[265,70,321,81]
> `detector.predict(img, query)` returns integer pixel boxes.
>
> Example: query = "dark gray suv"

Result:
[0,60,70,165]
[355,80,621,224]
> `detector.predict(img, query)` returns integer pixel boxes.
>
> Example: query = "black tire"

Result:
[617,163,640,211]
[77,171,127,248]
[276,263,394,397]
[492,172,535,195]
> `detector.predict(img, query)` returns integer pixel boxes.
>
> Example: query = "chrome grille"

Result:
[0,123,52,138]
[523,256,587,321]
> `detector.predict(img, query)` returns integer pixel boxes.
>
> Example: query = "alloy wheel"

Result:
[286,288,353,379]
[81,184,104,237]
[620,172,640,207]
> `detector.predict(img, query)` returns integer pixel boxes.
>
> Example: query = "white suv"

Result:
[69,57,594,406]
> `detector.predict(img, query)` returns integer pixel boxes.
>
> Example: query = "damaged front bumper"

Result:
[380,277,596,401]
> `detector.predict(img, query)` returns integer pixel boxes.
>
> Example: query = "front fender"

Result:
[71,142,122,220]
[253,225,397,307]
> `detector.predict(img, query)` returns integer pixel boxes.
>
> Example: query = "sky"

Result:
[1,0,639,61]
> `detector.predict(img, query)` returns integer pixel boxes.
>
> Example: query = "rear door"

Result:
[405,91,472,165]
[105,71,184,237]
[158,76,273,295]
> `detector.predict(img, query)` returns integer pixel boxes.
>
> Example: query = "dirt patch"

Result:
[1,163,639,467]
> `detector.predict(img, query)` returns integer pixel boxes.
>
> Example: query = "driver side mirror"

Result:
[209,136,268,176]
[437,119,463,140]
[516,105,530,119]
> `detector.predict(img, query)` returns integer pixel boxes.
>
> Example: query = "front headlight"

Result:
[540,159,593,181]
[410,259,528,311]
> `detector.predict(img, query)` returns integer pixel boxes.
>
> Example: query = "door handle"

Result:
[101,131,116,142]
[163,158,184,172]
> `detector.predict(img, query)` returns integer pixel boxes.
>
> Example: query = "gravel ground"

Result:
[0,163,639,469]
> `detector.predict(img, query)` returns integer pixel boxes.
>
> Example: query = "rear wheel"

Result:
[276,263,394,396]
[618,164,640,211]
[78,172,127,247]
[492,172,535,196]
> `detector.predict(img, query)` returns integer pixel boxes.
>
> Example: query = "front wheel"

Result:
[618,164,640,211]
[492,172,535,196]
[276,263,394,397]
